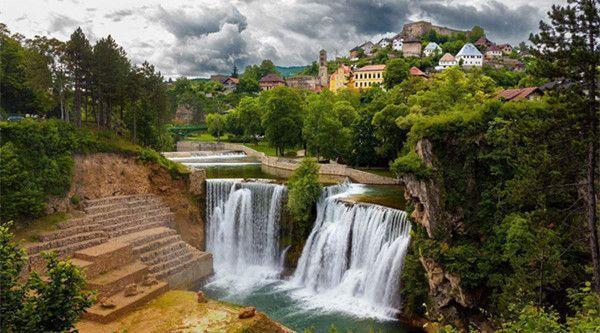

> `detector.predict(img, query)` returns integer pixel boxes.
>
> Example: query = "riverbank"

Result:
[77,290,292,333]
[169,141,400,185]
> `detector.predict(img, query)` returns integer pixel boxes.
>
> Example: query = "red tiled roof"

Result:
[439,53,455,62]
[409,66,427,77]
[224,77,239,84]
[259,73,284,83]
[487,45,502,52]
[498,87,541,101]
[475,37,493,46]
[355,64,386,72]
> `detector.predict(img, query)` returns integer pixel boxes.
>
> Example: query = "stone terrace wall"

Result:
[173,141,400,185]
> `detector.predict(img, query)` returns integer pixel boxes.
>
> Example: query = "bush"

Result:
[286,158,322,236]
[391,151,432,180]
[0,223,94,332]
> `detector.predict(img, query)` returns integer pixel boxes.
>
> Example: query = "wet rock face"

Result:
[420,257,473,310]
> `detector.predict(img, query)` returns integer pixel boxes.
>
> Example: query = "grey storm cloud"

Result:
[48,13,81,33]
[104,9,134,22]
[155,5,247,39]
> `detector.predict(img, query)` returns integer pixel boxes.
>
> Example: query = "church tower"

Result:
[318,49,328,88]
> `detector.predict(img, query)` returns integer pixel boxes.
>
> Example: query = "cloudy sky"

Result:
[1,0,565,78]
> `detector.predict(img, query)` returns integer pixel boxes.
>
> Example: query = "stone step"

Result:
[141,241,188,266]
[112,227,178,248]
[73,241,133,278]
[82,281,168,323]
[87,261,149,298]
[148,251,195,275]
[91,210,173,229]
[84,194,157,208]
[27,231,106,254]
[28,237,108,267]
[107,219,173,238]
[90,207,171,224]
[84,198,163,215]
[38,223,101,242]
[57,217,93,229]
[132,235,181,256]
[86,201,166,217]
[69,257,94,272]
[103,212,175,234]
[155,252,210,281]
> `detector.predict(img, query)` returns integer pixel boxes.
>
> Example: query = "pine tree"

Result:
[530,0,600,290]
[65,27,91,127]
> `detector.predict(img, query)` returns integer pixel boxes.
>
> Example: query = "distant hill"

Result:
[275,66,307,78]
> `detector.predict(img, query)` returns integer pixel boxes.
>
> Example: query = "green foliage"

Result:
[260,86,305,156]
[383,58,410,89]
[205,113,226,142]
[0,223,94,332]
[286,159,322,236]
[303,93,349,160]
[391,151,432,180]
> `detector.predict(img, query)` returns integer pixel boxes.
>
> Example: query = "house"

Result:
[352,64,385,90]
[378,38,391,48]
[259,73,285,91]
[456,43,483,67]
[423,42,442,57]
[329,64,352,93]
[485,45,503,58]
[474,36,494,48]
[402,38,422,57]
[435,53,457,70]
[409,66,428,78]
[349,41,375,59]
[210,74,229,83]
[392,35,403,51]
[498,44,513,54]
[222,77,239,92]
[498,87,543,101]
[286,76,321,92]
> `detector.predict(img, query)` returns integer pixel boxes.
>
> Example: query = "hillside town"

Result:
[206,20,535,100]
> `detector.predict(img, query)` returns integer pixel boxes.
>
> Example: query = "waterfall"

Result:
[291,182,411,316]
[206,179,286,280]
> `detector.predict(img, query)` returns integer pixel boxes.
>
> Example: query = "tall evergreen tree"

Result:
[65,27,91,127]
[530,0,600,290]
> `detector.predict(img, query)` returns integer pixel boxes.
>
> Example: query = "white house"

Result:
[485,45,503,58]
[360,41,375,55]
[435,53,457,70]
[423,42,442,57]
[392,36,403,51]
[456,43,483,67]
[378,38,391,48]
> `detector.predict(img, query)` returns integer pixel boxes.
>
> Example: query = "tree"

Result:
[260,86,304,155]
[372,103,408,159]
[65,27,91,127]
[332,101,358,127]
[530,0,600,291]
[206,113,226,142]
[0,223,93,332]
[469,26,486,43]
[303,93,348,160]
[286,158,322,237]
[236,96,263,139]
[231,64,238,78]
[383,58,410,89]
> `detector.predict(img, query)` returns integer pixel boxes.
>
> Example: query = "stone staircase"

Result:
[24,194,213,322]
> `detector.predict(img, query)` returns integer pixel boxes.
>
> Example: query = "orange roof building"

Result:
[352,64,386,90]
[498,87,543,101]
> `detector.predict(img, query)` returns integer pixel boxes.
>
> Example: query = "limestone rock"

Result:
[189,169,207,196]
[142,274,158,286]
[238,307,256,319]
[124,283,139,297]
[100,297,116,309]
[196,291,207,303]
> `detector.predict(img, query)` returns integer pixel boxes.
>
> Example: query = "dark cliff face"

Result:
[400,139,480,328]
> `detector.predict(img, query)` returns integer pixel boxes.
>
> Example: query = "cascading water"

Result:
[290,181,412,317]
[206,179,286,282]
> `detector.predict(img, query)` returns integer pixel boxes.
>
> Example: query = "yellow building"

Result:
[351,64,385,90]
[329,64,352,93]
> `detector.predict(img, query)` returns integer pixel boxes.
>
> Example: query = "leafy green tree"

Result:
[259,86,304,155]
[332,101,358,127]
[236,96,263,139]
[303,93,348,160]
[372,103,408,159]
[469,26,486,43]
[206,113,226,142]
[383,58,410,89]
[530,0,600,290]
[286,158,322,236]
[0,223,94,332]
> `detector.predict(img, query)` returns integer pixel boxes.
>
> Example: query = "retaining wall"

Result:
[174,141,400,185]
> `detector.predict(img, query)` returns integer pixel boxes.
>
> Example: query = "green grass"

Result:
[357,167,396,178]
[186,132,230,142]
[244,142,278,157]
[11,212,73,243]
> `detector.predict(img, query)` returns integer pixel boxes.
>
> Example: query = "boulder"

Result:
[124,283,139,297]
[238,307,256,319]
[197,291,207,303]
[142,274,158,286]
[99,297,116,309]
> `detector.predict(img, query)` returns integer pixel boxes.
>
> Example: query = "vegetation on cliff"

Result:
[286,158,322,238]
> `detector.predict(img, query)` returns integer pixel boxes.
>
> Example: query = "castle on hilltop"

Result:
[400,20,469,39]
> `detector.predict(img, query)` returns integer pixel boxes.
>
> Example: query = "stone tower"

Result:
[318,49,328,87]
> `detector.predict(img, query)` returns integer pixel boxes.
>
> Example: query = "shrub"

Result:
[286,158,322,236]
[391,151,432,180]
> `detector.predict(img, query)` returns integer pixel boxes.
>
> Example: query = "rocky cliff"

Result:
[46,153,205,250]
